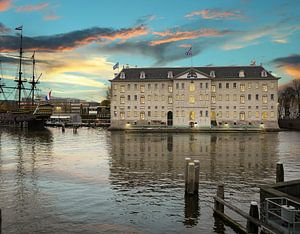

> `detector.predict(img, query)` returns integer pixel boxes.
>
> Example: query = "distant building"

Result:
[110,66,279,129]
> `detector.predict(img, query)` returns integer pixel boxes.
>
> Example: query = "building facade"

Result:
[110,66,279,129]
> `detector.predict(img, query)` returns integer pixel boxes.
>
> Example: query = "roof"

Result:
[112,66,277,81]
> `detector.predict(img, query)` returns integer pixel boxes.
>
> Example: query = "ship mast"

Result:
[15,26,26,109]
[29,51,39,106]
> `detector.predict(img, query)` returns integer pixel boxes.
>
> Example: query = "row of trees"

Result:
[278,80,300,119]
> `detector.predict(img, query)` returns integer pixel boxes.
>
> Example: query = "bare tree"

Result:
[292,80,300,117]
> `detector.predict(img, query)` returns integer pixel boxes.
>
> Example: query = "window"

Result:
[120,112,125,120]
[239,70,245,77]
[261,70,267,77]
[114,111,117,117]
[271,94,274,101]
[134,95,137,101]
[127,84,130,90]
[205,83,208,89]
[200,110,203,117]
[233,83,237,89]
[218,111,222,118]
[200,83,203,89]
[256,94,259,100]
[168,85,173,93]
[140,71,145,79]
[189,96,195,104]
[181,110,185,117]
[262,111,268,120]
[168,71,173,78]
[233,94,237,101]
[233,111,237,118]
[176,83,179,89]
[134,84,137,90]
[120,85,125,93]
[240,95,245,104]
[206,94,209,101]
[147,83,151,89]
[134,111,138,117]
[168,96,173,104]
[255,111,259,118]
[219,83,222,89]
[218,94,222,101]
[255,82,259,89]
[226,111,229,118]
[120,72,125,79]
[175,94,179,101]
[226,94,229,101]
[239,112,245,120]
[161,111,165,117]
[189,83,195,92]
[181,94,185,101]
[148,111,151,117]
[262,84,268,92]
[140,85,145,93]
[271,82,275,89]
[210,71,215,77]
[127,111,130,117]
[120,96,125,104]
[205,111,208,117]
[140,112,145,120]
[248,83,252,89]
[161,95,165,101]
[271,111,275,118]
[248,111,252,118]
[262,95,268,104]
[127,95,131,101]
[240,84,245,92]
[212,96,216,104]
[113,84,118,90]
[226,83,229,89]
[211,84,216,92]
[162,83,165,89]
[154,95,158,101]
[248,94,251,101]
[148,95,151,101]
[182,83,185,89]
[199,94,203,101]
[140,96,145,104]
[190,111,196,120]
[176,111,179,117]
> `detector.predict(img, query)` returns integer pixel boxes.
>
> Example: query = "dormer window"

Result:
[261,70,267,77]
[210,70,215,78]
[167,71,173,78]
[120,72,125,79]
[140,71,145,79]
[239,70,245,78]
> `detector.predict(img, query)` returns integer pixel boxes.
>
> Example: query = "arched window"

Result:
[239,70,245,77]
[210,70,215,78]
[140,111,145,120]
[120,72,125,79]
[189,111,196,121]
[239,111,245,120]
[140,71,145,79]
[167,71,173,78]
[261,70,267,77]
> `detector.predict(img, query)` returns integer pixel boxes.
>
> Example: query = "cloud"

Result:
[0,0,11,12]
[135,15,156,25]
[186,9,243,20]
[0,22,10,33]
[150,28,230,46]
[16,2,49,12]
[0,25,149,52]
[43,12,60,21]
[272,54,300,80]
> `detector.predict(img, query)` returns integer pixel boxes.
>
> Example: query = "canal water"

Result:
[0,128,299,233]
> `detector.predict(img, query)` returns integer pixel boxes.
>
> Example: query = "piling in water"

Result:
[187,162,195,194]
[62,124,65,133]
[247,201,259,234]
[185,158,200,195]
[276,162,284,183]
[194,160,200,192]
[185,157,191,190]
[215,183,224,213]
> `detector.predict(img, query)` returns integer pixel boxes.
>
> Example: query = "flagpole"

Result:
[191,45,193,68]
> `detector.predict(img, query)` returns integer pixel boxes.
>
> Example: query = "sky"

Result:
[0,0,300,102]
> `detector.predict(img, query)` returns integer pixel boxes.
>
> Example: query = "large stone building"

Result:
[110,66,279,129]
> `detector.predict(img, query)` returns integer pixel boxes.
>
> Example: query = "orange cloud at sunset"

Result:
[16,2,49,12]
[186,9,242,20]
[0,0,11,11]
[150,28,226,46]
[43,13,60,21]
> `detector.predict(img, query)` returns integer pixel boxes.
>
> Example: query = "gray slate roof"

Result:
[112,66,277,81]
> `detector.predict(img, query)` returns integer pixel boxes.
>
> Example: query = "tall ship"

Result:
[0,26,53,129]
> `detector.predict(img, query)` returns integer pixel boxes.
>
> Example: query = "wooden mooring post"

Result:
[276,162,284,183]
[0,208,2,234]
[62,123,65,133]
[185,158,200,195]
[214,183,224,213]
[247,201,259,234]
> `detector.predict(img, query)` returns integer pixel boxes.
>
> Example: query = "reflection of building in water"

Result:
[109,132,279,184]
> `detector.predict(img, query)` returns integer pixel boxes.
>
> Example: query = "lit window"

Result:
[189,96,195,104]
[114,111,117,117]
[271,111,275,118]
[255,82,259,89]
[189,83,195,92]
[175,94,179,101]
[140,85,145,93]
[120,72,125,79]
[262,95,268,104]
[240,95,245,104]
[262,84,268,92]
[190,111,196,120]
[168,85,173,93]
[120,112,125,120]
[211,84,216,92]
[120,96,125,104]
[120,85,125,92]
[140,71,145,79]
[239,70,245,77]
[240,84,245,92]
[239,112,245,120]
[212,96,216,104]
[168,96,173,104]
[140,112,145,120]
[140,96,145,104]
[262,111,268,120]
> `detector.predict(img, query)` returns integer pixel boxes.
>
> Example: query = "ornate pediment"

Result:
[175,69,209,79]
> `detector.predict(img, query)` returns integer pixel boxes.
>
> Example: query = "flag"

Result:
[15,25,23,31]
[113,62,119,70]
[45,90,52,101]
[185,47,192,56]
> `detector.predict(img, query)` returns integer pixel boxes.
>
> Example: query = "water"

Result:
[0,128,299,233]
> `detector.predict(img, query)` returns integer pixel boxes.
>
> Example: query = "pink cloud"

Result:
[16,2,49,12]
[150,28,228,46]
[186,9,242,20]
[0,0,12,11]
[44,13,60,21]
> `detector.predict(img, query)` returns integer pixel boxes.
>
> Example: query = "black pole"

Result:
[31,52,35,106]
[17,29,23,109]
[0,208,2,234]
